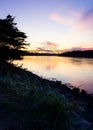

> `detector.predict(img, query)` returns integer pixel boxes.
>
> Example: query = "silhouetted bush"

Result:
[0,15,28,61]
[80,90,88,97]
[72,87,80,97]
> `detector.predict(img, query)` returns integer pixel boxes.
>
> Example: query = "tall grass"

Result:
[0,62,75,130]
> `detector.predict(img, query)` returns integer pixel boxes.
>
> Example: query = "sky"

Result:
[0,0,93,52]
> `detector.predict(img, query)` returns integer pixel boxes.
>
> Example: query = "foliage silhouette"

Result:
[0,15,28,61]
[59,50,93,58]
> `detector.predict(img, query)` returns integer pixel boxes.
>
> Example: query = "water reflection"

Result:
[14,56,93,94]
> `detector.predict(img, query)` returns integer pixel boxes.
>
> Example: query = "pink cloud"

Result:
[41,41,59,48]
[69,8,93,31]
[49,12,74,26]
[82,8,93,20]
[66,47,93,52]
[81,47,93,51]
[78,8,93,30]
[37,47,54,53]
[49,9,93,31]
[70,10,81,19]
[36,41,59,53]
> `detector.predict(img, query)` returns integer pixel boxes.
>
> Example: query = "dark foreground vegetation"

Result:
[59,50,93,58]
[0,61,93,130]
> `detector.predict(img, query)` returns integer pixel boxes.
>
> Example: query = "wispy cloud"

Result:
[49,12,74,26]
[82,8,93,20]
[78,8,93,30]
[41,41,59,48]
[67,47,93,51]
[36,41,59,53]
[49,8,93,31]
[37,47,54,53]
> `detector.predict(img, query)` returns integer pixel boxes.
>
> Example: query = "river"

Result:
[14,56,93,94]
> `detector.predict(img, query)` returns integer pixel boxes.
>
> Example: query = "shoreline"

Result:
[15,55,93,95]
[0,61,93,129]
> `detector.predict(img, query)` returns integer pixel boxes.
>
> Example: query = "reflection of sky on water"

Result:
[14,56,93,94]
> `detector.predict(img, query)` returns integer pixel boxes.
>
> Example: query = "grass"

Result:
[0,61,77,130]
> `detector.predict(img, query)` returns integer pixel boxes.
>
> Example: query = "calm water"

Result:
[14,56,93,94]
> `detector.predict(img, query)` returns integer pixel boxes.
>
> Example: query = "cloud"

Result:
[37,47,53,53]
[36,41,59,53]
[40,41,59,50]
[82,8,93,20]
[78,8,93,30]
[66,47,93,52]
[41,41,59,47]
[49,12,74,26]
[49,8,93,31]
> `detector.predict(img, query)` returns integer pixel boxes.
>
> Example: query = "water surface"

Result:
[14,56,93,94]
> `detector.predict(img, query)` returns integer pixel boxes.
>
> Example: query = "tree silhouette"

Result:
[0,15,28,61]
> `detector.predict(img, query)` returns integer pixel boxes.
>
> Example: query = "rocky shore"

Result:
[0,61,93,130]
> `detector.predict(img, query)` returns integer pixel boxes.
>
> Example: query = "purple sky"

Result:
[0,0,93,51]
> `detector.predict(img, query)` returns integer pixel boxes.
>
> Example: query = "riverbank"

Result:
[0,61,93,130]
[59,50,93,58]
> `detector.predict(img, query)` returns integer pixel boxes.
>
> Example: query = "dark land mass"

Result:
[24,50,93,58]
[0,61,93,130]
[24,52,58,56]
[59,50,93,58]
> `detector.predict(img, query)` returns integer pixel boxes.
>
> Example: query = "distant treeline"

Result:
[59,50,93,58]
[24,52,58,56]
[24,50,93,58]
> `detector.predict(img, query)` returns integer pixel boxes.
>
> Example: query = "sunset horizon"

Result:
[0,0,93,52]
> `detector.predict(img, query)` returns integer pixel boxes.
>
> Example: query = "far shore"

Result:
[24,50,93,58]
